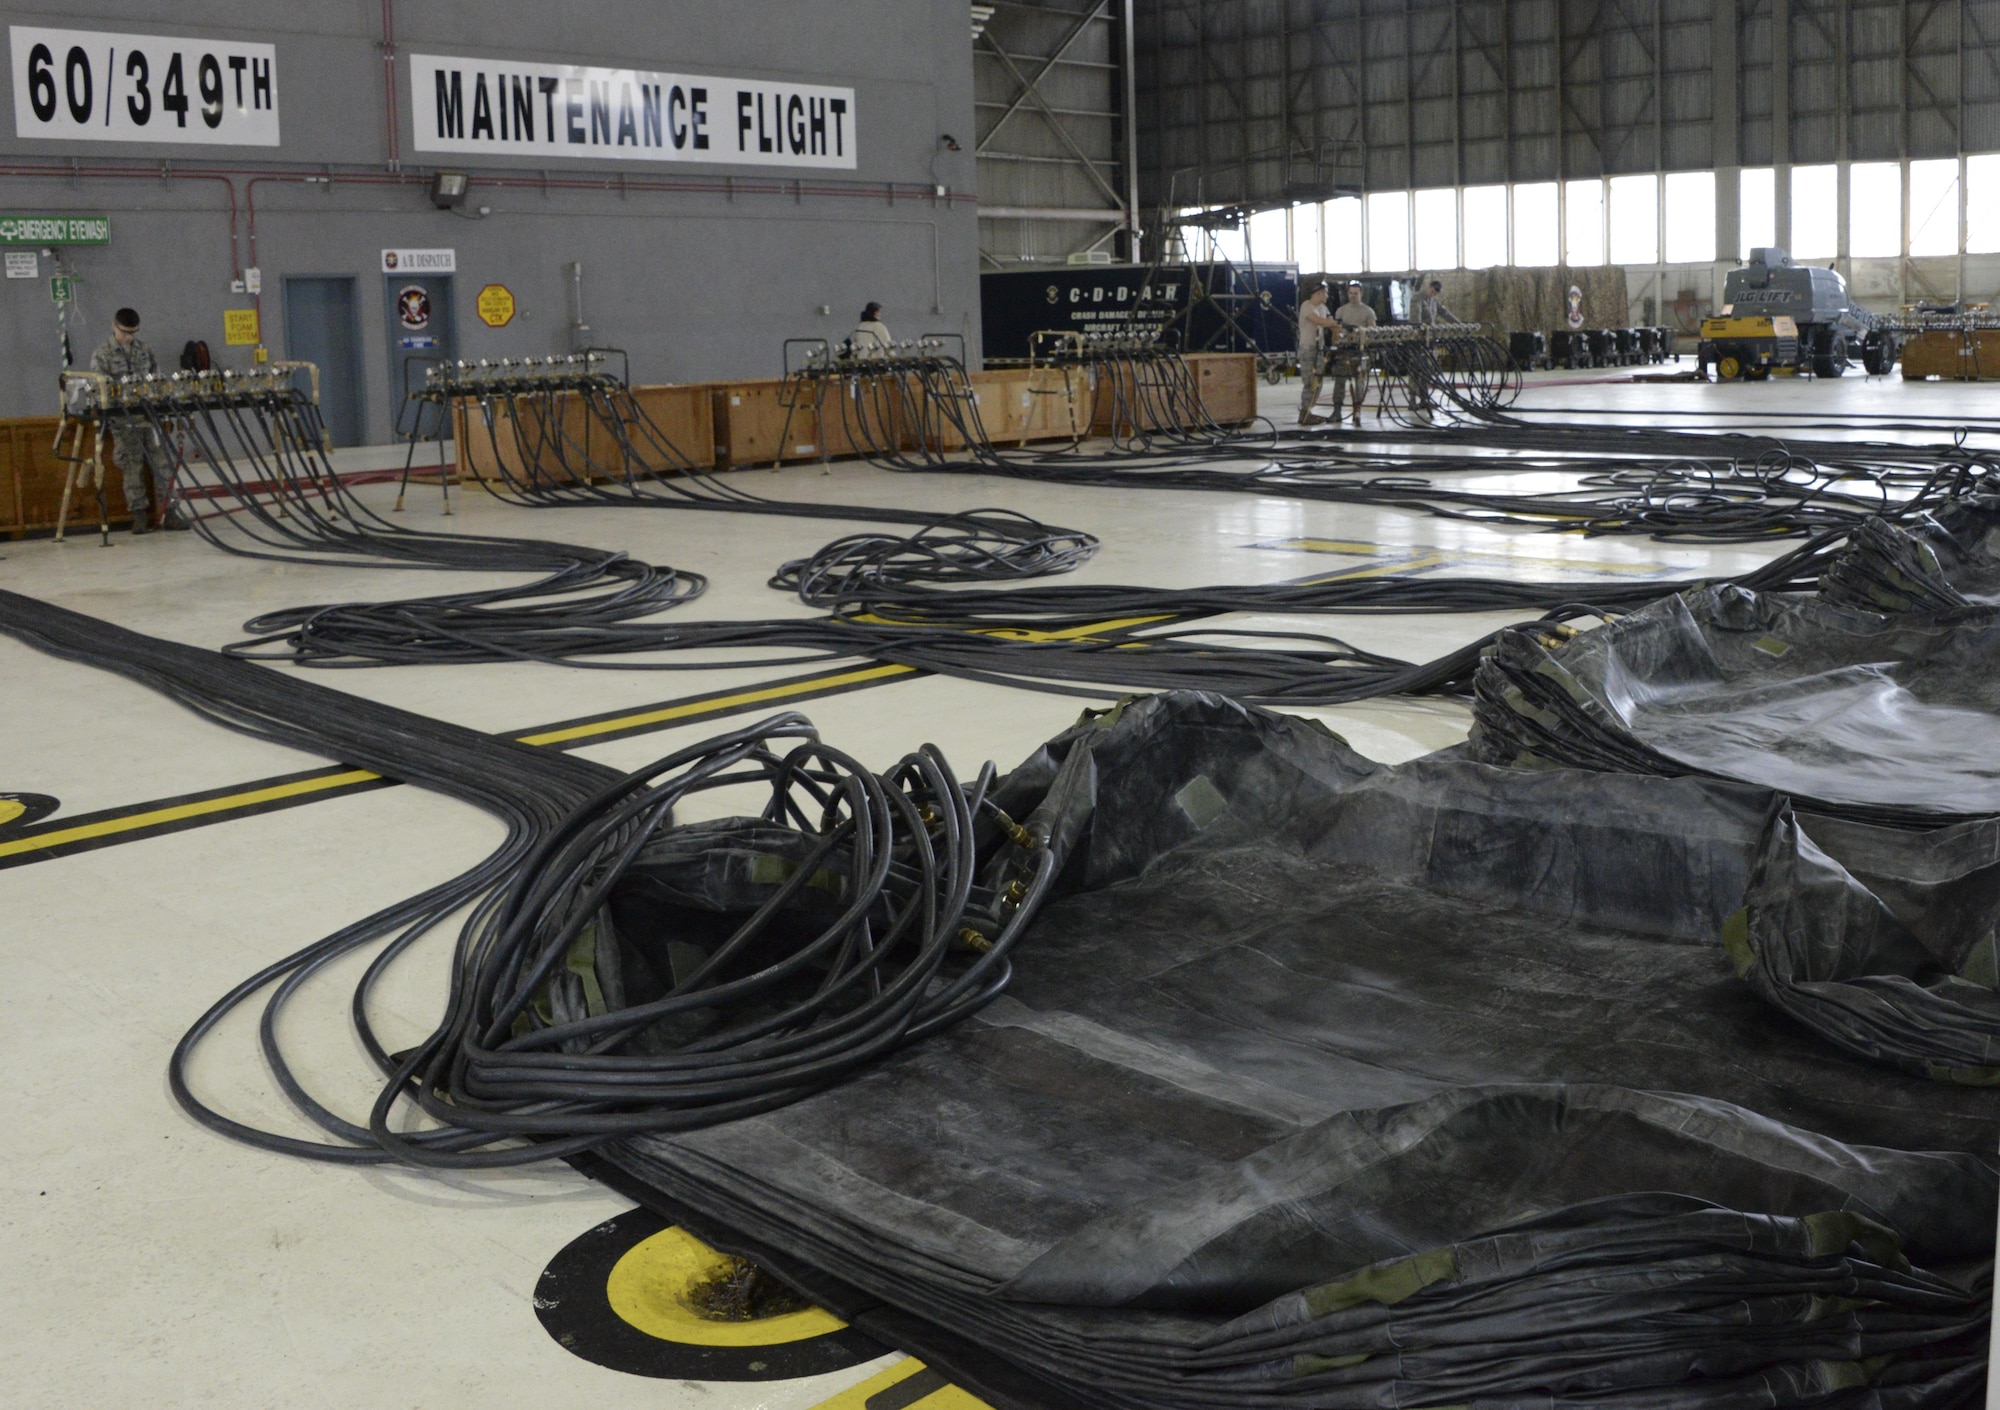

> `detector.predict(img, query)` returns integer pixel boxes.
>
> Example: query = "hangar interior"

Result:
[4,3,2000,1408]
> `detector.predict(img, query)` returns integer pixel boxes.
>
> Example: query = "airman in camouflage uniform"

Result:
[89,309,183,533]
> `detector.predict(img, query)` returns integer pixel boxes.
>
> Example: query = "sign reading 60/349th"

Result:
[9,26,279,146]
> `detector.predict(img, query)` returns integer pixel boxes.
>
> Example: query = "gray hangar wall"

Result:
[0,2,979,443]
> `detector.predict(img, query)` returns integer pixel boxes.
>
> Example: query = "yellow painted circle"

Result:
[0,799,23,826]
[605,1226,846,1348]
[1717,355,1741,380]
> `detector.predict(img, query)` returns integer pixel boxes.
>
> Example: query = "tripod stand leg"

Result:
[394,434,418,512]
[54,423,80,544]
[94,426,112,546]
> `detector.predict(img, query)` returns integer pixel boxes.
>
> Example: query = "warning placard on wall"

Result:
[410,54,855,169]
[476,284,515,327]
[222,307,259,345]
[10,26,279,146]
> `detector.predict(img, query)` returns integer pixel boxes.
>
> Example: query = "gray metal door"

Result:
[383,274,456,439]
[281,276,364,448]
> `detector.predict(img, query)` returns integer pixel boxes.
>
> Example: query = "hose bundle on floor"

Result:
[0,581,1054,1167]
[3,598,1993,1408]
[770,509,1100,604]
[98,363,1095,667]
[84,369,706,665]
[373,715,1054,1166]
[1816,499,2000,614]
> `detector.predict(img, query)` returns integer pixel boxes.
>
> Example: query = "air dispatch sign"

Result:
[410,54,855,169]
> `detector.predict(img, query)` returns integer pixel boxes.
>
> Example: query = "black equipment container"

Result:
[1507,330,1549,371]
[1548,330,1587,368]
[979,262,1300,361]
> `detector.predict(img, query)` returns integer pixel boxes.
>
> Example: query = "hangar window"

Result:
[1739,168,1776,258]
[1174,209,1212,261]
[1908,159,1959,257]
[1366,191,1411,272]
[1291,201,1322,271]
[1663,172,1716,263]
[1564,179,1605,266]
[1512,182,1559,266]
[1790,164,1838,259]
[1969,155,2000,254]
[1462,185,1508,267]
[1608,174,1659,265]
[1207,222,1248,264]
[1848,162,1901,258]
[1413,188,1459,271]
[1323,196,1364,271]
[1247,206,1290,264]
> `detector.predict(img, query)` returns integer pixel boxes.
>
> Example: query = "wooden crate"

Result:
[709,379,876,467]
[1187,352,1259,424]
[961,368,1087,446]
[1901,329,2000,381]
[454,384,716,482]
[630,385,715,470]
[1,416,134,536]
[710,354,1241,465]
[1085,353,1257,434]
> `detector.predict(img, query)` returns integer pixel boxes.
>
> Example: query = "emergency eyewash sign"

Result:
[410,54,855,169]
[10,26,278,145]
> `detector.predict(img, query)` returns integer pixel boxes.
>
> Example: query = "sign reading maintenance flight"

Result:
[9,27,278,146]
[410,54,855,169]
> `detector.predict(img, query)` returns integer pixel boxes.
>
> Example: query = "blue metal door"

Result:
[281,276,364,448]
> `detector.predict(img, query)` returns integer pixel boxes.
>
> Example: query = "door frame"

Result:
[280,273,367,448]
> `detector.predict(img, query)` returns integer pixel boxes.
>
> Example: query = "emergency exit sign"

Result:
[0,214,108,245]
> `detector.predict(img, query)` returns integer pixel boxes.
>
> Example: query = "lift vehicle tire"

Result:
[1862,333,1898,376]
[1813,333,1849,379]
[1716,355,1742,381]
[1745,367,1771,380]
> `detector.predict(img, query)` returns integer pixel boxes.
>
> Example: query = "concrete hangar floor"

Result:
[0,367,1993,1408]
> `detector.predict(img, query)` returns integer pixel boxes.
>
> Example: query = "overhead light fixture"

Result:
[430,170,469,210]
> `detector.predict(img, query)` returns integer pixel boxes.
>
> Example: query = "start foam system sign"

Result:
[410,54,855,169]
[10,26,278,146]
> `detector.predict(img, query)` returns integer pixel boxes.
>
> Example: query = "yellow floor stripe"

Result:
[6,550,1432,863]
[0,768,380,860]
[977,612,1177,644]
[2,665,921,861]
[1296,552,1448,584]
[1270,537,1674,575]
[514,664,916,746]
[808,1358,991,1409]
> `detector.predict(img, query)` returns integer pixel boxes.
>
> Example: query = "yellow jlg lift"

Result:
[1698,248,1897,380]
